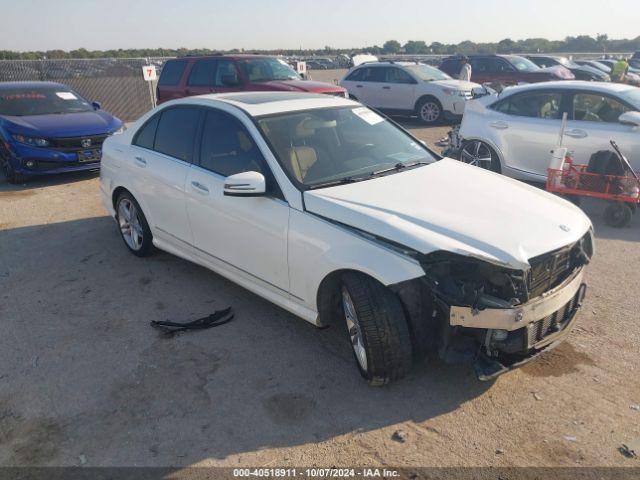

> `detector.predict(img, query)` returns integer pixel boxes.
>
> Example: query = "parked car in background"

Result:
[340,62,481,124]
[439,55,574,86]
[156,55,346,104]
[305,60,328,70]
[595,59,640,85]
[574,60,612,74]
[454,81,640,182]
[100,91,593,383]
[0,81,123,184]
[525,55,610,82]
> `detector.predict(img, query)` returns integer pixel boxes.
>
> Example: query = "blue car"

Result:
[0,81,123,184]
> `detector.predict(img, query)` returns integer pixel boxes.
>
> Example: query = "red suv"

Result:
[438,54,574,86]
[156,55,347,103]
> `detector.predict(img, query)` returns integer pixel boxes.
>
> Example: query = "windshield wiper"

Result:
[307,176,365,190]
[370,160,429,177]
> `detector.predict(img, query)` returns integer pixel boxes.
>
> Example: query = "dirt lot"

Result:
[1,122,639,470]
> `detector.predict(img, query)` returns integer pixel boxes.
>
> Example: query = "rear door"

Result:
[566,90,640,170]
[184,59,217,97]
[357,66,388,108]
[491,89,570,178]
[130,106,201,243]
[157,59,188,103]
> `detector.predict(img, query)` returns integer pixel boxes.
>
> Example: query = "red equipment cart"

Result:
[546,141,640,228]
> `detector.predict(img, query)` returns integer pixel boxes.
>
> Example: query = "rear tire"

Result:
[115,192,154,257]
[341,272,413,385]
[604,202,632,228]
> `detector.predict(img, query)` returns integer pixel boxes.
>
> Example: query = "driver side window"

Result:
[573,93,629,123]
[199,110,265,177]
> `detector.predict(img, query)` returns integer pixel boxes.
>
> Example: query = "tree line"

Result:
[0,35,638,60]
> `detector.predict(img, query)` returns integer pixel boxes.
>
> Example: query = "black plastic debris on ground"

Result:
[151,307,233,337]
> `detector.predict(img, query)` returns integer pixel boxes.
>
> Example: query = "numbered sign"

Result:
[142,65,157,81]
[295,61,307,75]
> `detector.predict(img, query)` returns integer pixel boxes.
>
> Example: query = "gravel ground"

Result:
[0,119,639,470]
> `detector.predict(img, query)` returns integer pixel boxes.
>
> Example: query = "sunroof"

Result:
[220,92,327,104]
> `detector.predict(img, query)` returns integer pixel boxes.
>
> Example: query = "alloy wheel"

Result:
[118,198,144,251]
[461,141,494,170]
[420,102,441,123]
[341,286,368,371]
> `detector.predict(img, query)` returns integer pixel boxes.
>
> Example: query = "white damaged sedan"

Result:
[100,92,593,384]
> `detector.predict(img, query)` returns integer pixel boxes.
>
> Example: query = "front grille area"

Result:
[526,284,586,349]
[49,134,109,152]
[527,232,592,299]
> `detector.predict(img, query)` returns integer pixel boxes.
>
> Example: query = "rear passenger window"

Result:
[199,110,264,177]
[158,60,187,86]
[188,60,217,86]
[133,114,159,149]
[360,67,385,82]
[154,107,201,162]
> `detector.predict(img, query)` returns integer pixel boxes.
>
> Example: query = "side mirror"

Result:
[221,74,240,87]
[223,171,266,197]
[619,111,640,127]
[91,101,101,110]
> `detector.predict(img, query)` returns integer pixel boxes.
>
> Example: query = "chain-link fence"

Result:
[0,58,173,121]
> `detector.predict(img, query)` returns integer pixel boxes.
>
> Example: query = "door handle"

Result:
[134,156,147,167]
[565,129,588,139]
[382,86,391,90]
[191,181,209,194]
[355,84,363,88]
[490,121,509,130]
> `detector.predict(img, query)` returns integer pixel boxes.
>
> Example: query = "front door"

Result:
[184,59,217,97]
[185,108,290,291]
[377,67,417,111]
[566,91,640,170]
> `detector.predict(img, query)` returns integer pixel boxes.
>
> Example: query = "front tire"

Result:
[416,96,443,125]
[460,140,501,173]
[341,272,413,385]
[2,158,27,184]
[115,192,154,257]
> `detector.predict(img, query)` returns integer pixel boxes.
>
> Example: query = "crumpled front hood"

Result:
[304,159,592,270]
[3,110,122,138]
[260,79,344,93]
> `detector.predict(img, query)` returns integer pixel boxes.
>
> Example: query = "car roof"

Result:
[0,81,67,90]
[501,81,636,95]
[354,61,418,67]
[161,91,356,117]
[165,54,274,61]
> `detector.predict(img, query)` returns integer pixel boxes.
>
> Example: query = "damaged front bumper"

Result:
[448,269,587,381]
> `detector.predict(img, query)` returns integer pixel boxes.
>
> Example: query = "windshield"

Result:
[508,56,540,72]
[257,106,436,188]
[0,87,93,116]
[404,64,451,81]
[556,57,579,68]
[620,88,640,109]
[237,58,300,82]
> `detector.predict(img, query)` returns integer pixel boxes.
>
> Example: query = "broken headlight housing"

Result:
[419,251,529,310]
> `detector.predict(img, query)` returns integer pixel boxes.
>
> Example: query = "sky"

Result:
[1,0,638,51]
